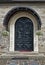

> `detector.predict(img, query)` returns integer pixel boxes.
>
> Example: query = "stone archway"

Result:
[3,7,41,31]
[3,7,41,52]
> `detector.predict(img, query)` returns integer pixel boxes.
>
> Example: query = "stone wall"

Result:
[0,3,45,52]
[0,55,45,65]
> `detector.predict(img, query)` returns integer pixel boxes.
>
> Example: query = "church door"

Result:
[15,17,33,51]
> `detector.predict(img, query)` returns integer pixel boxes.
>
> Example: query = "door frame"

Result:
[9,11,38,52]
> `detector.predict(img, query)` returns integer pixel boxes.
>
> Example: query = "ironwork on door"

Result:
[15,17,33,51]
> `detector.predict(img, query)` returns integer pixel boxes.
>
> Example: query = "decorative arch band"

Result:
[3,7,41,31]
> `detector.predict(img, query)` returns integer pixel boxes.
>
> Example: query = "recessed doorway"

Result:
[15,17,33,51]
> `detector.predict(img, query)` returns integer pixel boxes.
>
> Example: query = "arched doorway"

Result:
[3,7,41,52]
[15,17,33,51]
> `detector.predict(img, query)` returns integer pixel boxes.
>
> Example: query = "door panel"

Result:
[15,17,33,51]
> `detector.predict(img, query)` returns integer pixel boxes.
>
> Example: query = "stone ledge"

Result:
[0,51,45,59]
[0,0,45,3]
